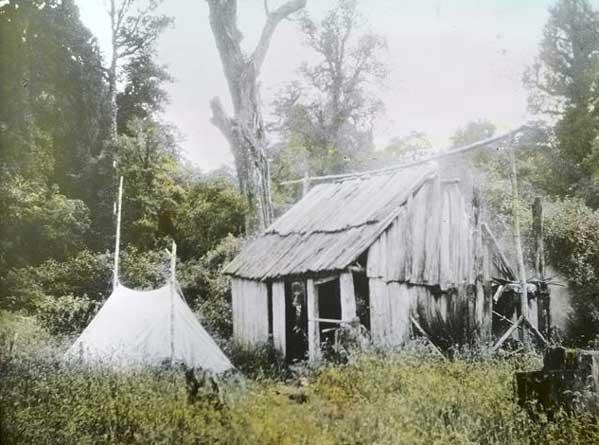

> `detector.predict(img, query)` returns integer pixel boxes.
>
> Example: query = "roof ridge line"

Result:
[279,125,527,186]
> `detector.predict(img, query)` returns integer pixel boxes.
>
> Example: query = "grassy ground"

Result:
[1,315,598,444]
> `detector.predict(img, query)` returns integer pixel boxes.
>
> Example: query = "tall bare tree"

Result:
[206,0,307,232]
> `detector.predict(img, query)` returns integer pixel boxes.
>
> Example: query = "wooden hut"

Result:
[224,161,514,360]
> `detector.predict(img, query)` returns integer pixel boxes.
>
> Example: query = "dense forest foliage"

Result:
[0,0,245,340]
[1,0,599,347]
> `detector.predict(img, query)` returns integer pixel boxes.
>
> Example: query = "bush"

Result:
[545,198,599,346]
[177,235,242,339]
[2,349,597,445]
[36,294,98,337]
[226,341,289,381]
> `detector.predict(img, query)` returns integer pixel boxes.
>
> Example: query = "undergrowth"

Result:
[1,315,598,444]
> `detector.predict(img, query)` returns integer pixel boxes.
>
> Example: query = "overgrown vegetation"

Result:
[1,325,598,445]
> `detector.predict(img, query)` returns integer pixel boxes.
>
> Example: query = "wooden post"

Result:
[472,184,488,340]
[533,197,551,336]
[302,171,311,197]
[113,176,123,289]
[339,272,357,322]
[170,240,176,365]
[271,281,286,356]
[509,149,529,345]
[306,278,320,361]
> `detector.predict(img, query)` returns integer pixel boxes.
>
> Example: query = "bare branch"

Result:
[251,0,307,73]
[209,97,234,142]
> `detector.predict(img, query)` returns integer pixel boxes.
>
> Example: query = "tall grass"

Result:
[1,314,598,444]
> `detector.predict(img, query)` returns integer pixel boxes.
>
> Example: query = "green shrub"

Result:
[35,294,98,337]
[545,198,599,346]
[226,341,289,381]
[177,235,242,339]
[1,348,598,445]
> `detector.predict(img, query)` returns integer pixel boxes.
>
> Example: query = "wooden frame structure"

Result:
[225,159,532,360]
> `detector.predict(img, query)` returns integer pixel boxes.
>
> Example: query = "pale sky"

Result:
[78,0,556,171]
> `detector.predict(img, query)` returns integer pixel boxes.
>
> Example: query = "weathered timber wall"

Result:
[231,278,269,346]
[367,180,472,290]
[271,281,286,355]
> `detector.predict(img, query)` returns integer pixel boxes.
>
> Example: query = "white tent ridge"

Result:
[65,283,234,373]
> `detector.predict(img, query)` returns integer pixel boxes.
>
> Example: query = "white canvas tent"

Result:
[65,283,233,372]
[65,178,233,373]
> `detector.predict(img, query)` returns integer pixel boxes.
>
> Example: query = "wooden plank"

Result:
[340,272,358,322]
[509,148,529,346]
[533,197,551,336]
[231,278,242,341]
[423,175,442,284]
[493,315,524,351]
[410,316,446,360]
[314,275,337,285]
[232,279,270,346]
[481,241,493,340]
[439,186,452,290]
[388,282,411,344]
[410,182,428,282]
[369,278,389,343]
[306,278,320,361]
[271,281,286,356]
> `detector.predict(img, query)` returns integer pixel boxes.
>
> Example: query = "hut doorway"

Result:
[285,281,308,361]
[317,277,342,353]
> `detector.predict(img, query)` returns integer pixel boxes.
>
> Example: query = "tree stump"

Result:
[515,347,599,416]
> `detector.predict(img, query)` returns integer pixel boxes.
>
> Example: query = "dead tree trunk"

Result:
[206,0,307,232]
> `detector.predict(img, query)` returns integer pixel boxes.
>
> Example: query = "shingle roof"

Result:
[224,162,438,280]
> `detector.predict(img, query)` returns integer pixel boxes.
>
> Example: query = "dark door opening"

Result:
[317,278,342,353]
[353,272,370,331]
[285,281,308,361]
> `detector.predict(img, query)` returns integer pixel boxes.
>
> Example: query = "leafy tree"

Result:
[174,180,246,262]
[116,118,182,249]
[104,0,173,142]
[524,0,599,206]
[0,175,91,296]
[0,0,110,197]
[117,51,173,135]
[271,0,388,180]
[545,198,599,345]
[383,132,433,162]
[451,120,496,148]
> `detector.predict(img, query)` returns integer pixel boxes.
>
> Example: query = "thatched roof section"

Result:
[224,163,438,281]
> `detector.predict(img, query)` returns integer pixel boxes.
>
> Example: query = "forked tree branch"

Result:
[251,0,307,72]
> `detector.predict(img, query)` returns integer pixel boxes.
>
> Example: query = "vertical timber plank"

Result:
[271,281,286,356]
[340,272,357,322]
[306,278,320,361]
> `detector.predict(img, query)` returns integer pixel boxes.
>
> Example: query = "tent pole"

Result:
[113,176,123,289]
[170,240,176,366]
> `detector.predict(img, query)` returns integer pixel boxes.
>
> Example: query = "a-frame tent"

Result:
[65,178,233,373]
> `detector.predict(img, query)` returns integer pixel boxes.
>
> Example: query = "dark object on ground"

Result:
[515,347,599,416]
[185,368,224,409]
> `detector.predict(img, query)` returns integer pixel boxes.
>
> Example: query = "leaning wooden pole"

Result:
[170,240,176,366]
[509,149,529,345]
[533,197,551,337]
[112,176,124,289]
